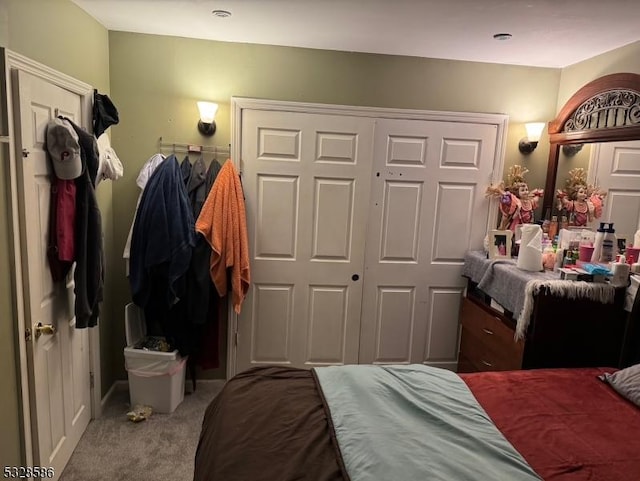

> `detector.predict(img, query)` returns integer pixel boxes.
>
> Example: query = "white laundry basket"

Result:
[124,303,186,413]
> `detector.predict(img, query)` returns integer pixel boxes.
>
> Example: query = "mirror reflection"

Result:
[555,167,606,227]
[552,143,593,221]
[551,139,640,244]
[554,144,591,204]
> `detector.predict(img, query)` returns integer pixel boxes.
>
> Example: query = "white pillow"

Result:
[600,364,640,407]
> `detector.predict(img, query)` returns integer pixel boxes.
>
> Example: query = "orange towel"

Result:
[196,159,250,314]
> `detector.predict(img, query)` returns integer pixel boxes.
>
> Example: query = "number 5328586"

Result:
[3,466,55,478]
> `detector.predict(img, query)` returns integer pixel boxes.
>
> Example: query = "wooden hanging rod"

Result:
[158,137,230,155]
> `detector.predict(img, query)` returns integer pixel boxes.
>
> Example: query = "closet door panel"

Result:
[312,178,355,260]
[255,175,298,259]
[257,127,300,160]
[380,181,422,262]
[432,183,476,261]
[427,287,465,361]
[306,285,349,364]
[373,286,416,363]
[237,109,375,372]
[250,284,294,363]
[360,119,497,369]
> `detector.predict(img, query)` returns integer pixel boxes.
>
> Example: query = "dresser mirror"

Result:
[542,73,640,225]
[553,142,591,205]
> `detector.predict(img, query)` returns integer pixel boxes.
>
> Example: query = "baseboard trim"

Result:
[100,381,127,413]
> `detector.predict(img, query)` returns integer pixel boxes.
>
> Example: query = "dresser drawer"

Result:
[459,297,524,371]
[456,352,479,373]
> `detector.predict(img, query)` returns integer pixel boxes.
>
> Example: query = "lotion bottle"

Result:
[599,223,617,263]
[591,222,607,263]
[611,254,630,287]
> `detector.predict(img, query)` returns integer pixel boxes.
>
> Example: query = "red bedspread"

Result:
[461,368,640,481]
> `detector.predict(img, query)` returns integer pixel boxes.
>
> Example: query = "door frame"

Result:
[2,48,100,466]
[228,97,509,378]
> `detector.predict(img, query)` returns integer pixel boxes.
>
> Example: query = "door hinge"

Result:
[90,372,95,389]
[234,331,238,346]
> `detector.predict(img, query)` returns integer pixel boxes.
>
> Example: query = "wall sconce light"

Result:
[197,101,218,136]
[518,122,545,154]
[562,144,584,157]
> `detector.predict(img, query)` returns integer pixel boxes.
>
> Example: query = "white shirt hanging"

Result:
[96,133,124,186]
[123,153,166,266]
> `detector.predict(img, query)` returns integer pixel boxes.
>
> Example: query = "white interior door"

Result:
[13,69,91,479]
[236,109,375,373]
[358,119,497,369]
[591,140,640,244]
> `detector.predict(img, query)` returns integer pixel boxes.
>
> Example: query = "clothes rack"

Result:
[158,137,230,157]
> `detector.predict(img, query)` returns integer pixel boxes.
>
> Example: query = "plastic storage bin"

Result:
[124,303,186,413]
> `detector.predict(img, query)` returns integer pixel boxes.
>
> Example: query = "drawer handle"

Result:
[481,359,493,367]
[482,328,494,335]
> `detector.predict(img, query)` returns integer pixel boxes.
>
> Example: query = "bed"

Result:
[194,364,640,481]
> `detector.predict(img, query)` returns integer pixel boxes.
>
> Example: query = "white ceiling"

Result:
[71,0,640,68]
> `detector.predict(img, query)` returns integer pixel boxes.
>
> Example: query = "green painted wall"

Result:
[558,41,640,109]
[1,0,111,466]
[108,31,561,379]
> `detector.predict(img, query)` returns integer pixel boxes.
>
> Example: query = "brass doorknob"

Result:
[34,322,56,340]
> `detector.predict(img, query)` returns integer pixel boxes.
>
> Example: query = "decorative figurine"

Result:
[556,168,607,227]
[486,165,544,232]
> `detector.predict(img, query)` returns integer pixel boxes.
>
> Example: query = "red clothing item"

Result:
[47,178,75,282]
[56,178,76,262]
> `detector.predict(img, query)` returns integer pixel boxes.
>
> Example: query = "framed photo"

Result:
[488,229,513,259]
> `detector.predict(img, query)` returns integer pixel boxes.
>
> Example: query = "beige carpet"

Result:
[60,380,225,481]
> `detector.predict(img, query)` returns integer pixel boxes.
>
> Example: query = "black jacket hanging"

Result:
[93,90,120,138]
[62,117,104,328]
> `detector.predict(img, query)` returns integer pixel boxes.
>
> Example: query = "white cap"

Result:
[46,118,82,180]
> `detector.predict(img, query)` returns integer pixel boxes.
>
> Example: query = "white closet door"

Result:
[591,140,640,243]
[359,118,497,369]
[236,109,375,373]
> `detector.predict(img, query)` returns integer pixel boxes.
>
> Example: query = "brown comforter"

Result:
[194,366,640,481]
[194,367,347,481]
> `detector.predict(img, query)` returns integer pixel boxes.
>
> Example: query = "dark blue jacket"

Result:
[130,155,195,310]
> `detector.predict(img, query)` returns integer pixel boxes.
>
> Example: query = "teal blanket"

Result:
[313,364,541,481]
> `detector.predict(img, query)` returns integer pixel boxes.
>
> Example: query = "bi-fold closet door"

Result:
[235,106,499,375]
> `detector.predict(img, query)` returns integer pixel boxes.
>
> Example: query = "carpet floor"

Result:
[59,380,225,481]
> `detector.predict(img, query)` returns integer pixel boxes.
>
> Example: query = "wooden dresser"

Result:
[457,278,630,373]
[458,294,524,372]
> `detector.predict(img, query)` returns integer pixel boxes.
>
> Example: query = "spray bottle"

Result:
[591,222,607,263]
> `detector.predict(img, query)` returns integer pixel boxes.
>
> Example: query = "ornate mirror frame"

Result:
[542,72,640,214]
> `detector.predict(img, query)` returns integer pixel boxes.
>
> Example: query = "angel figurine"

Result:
[556,168,607,226]
[486,165,544,232]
